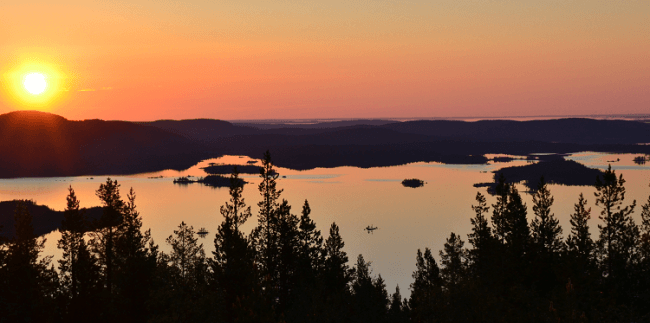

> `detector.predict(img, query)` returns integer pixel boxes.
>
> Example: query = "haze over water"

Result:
[2,152,649,296]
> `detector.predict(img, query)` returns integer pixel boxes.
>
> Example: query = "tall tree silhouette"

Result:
[531,176,563,255]
[594,166,639,287]
[409,248,442,323]
[212,167,261,322]
[321,222,353,322]
[114,188,158,322]
[90,178,124,303]
[251,150,283,306]
[58,186,101,322]
[350,254,389,323]
[566,193,595,269]
[467,192,495,281]
[439,232,468,289]
[530,176,563,294]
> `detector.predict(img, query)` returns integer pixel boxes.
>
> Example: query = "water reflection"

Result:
[0,152,648,297]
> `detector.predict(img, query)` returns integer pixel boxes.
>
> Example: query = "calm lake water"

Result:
[1,152,649,296]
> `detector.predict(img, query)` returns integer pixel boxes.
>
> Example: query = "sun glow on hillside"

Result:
[1,59,68,110]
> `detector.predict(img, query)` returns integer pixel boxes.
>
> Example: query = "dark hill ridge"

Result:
[1,111,650,178]
[0,111,207,178]
[381,118,650,145]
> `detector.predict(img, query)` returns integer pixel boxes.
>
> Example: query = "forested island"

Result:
[1,151,650,322]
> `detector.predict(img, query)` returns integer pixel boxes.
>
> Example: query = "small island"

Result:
[402,178,425,188]
[174,175,247,188]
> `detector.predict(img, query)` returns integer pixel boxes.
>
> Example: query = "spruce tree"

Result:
[351,254,389,323]
[90,178,124,301]
[409,248,442,323]
[58,186,101,322]
[530,176,563,256]
[114,188,157,322]
[439,232,468,289]
[212,167,258,322]
[566,193,594,265]
[594,166,639,283]
[468,192,494,279]
[251,150,283,296]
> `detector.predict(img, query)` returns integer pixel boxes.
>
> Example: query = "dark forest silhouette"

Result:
[1,151,650,322]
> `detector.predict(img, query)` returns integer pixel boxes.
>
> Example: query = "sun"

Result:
[23,73,48,95]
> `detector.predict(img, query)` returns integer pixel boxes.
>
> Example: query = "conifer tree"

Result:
[90,178,124,300]
[251,150,283,294]
[530,176,563,255]
[323,222,351,292]
[491,173,510,243]
[387,285,408,323]
[566,193,594,265]
[212,167,258,322]
[114,188,157,322]
[439,232,468,289]
[594,166,639,282]
[409,248,442,323]
[351,254,389,323]
[297,199,324,277]
[321,222,352,322]
[58,186,101,322]
[504,185,530,259]
[468,192,494,278]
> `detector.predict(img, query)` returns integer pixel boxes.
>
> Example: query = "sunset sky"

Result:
[1,0,648,121]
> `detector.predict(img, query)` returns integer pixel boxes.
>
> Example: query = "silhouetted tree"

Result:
[530,177,563,295]
[211,167,261,322]
[321,222,353,322]
[531,176,563,255]
[113,188,158,322]
[594,166,639,289]
[566,193,595,267]
[150,222,219,322]
[251,150,283,308]
[387,285,408,323]
[58,186,101,322]
[90,178,124,306]
[467,192,494,276]
[439,232,467,290]
[351,254,389,323]
[409,248,442,323]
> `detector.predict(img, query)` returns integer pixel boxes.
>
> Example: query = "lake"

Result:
[1,152,649,296]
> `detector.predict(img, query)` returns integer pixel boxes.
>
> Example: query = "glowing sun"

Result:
[23,73,47,95]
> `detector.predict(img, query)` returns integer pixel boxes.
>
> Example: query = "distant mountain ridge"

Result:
[1,110,649,178]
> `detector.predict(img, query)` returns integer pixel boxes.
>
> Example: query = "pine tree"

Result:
[387,285,408,323]
[251,150,283,295]
[409,248,442,323]
[491,173,510,243]
[114,188,157,322]
[439,232,468,289]
[351,254,389,323]
[594,165,639,282]
[58,186,101,322]
[212,167,258,322]
[468,192,494,279]
[530,176,563,256]
[321,222,352,322]
[90,178,124,301]
[566,193,594,264]
[504,185,530,259]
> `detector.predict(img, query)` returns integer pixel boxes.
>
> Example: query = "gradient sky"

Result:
[1,0,648,121]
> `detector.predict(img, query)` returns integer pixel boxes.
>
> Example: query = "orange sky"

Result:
[1,0,648,121]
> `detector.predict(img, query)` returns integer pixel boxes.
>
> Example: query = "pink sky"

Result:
[1,0,648,121]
